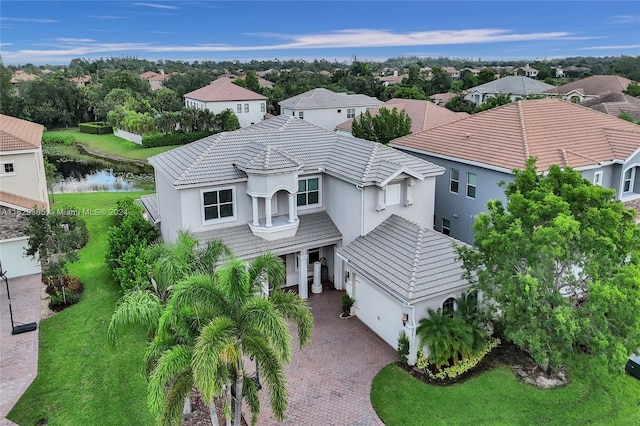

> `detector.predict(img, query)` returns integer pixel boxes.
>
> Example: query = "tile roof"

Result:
[278,88,382,109]
[335,98,467,134]
[139,71,158,79]
[581,93,640,121]
[0,114,44,151]
[391,99,640,172]
[467,76,554,96]
[240,145,303,173]
[184,77,267,102]
[194,211,342,260]
[139,194,159,224]
[338,215,469,303]
[544,75,633,96]
[149,115,444,187]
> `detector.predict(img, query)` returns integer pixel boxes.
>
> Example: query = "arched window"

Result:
[443,297,456,317]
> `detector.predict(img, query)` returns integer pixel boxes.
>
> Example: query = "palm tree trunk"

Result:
[225,381,232,426]
[233,350,244,426]
[209,401,220,426]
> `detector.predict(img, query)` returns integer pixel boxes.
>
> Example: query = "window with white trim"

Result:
[623,168,634,192]
[244,103,249,113]
[261,103,266,113]
[385,183,401,206]
[347,108,356,118]
[3,163,15,174]
[466,172,477,198]
[442,218,451,236]
[443,297,455,317]
[450,168,459,193]
[593,171,603,186]
[297,177,320,207]
[298,111,304,120]
[237,104,242,113]
[202,188,235,222]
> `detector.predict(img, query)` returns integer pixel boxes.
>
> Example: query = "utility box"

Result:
[625,355,640,380]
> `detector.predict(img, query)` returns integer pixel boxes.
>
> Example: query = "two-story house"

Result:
[142,115,471,363]
[392,99,640,244]
[183,77,268,128]
[464,76,554,107]
[0,114,49,277]
[278,88,382,130]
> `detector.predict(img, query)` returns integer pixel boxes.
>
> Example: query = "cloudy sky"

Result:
[1,1,639,65]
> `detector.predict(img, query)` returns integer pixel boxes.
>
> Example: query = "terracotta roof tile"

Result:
[183,77,266,102]
[391,99,640,171]
[545,75,633,96]
[0,114,44,151]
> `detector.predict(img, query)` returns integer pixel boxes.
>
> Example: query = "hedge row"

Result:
[79,122,113,134]
[42,134,75,145]
[141,130,216,148]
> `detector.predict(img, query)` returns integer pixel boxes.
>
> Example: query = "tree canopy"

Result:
[351,106,412,144]
[457,158,640,372]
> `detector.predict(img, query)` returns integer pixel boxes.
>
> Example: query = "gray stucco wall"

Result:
[156,169,183,242]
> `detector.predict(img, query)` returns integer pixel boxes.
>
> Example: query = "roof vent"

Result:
[465,133,472,139]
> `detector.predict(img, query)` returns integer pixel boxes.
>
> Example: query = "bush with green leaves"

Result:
[42,133,75,145]
[341,292,355,316]
[141,130,215,147]
[79,121,113,134]
[416,337,500,381]
[397,330,410,366]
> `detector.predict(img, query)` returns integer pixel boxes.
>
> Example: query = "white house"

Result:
[183,77,268,128]
[142,116,471,363]
[0,114,49,278]
[278,88,382,130]
[464,76,554,107]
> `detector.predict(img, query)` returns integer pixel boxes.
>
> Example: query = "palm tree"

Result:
[149,253,313,426]
[416,308,473,368]
[455,291,487,353]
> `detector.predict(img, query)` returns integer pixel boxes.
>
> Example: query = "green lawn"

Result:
[8,192,155,426]
[46,128,179,161]
[371,357,640,426]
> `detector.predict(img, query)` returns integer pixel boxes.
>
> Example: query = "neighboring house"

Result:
[335,98,467,137]
[279,88,382,130]
[461,67,481,77]
[464,76,554,107]
[70,75,91,87]
[519,64,539,79]
[442,67,460,80]
[143,115,469,362]
[183,77,268,128]
[391,99,640,244]
[429,92,457,106]
[139,70,172,90]
[581,93,640,121]
[0,114,49,278]
[377,71,408,86]
[554,65,591,78]
[544,75,634,103]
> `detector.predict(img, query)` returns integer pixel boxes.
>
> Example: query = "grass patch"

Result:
[46,128,179,161]
[371,357,640,426]
[8,192,155,426]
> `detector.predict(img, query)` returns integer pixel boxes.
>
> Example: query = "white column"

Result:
[251,196,259,226]
[311,261,322,294]
[333,243,342,291]
[405,178,415,206]
[288,193,296,223]
[298,249,308,299]
[376,188,386,211]
[265,196,272,227]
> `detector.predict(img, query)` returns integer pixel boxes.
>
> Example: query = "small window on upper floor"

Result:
[244,103,249,113]
[450,168,459,193]
[261,103,266,113]
[202,188,235,223]
[237,104,242,113]
[443,297,455,318]
[347,108,356,118]
[593,171,603,186]
[3,163,14,174]
[466,172,477,199]
[297,177,320,208]
[299,111,304,120]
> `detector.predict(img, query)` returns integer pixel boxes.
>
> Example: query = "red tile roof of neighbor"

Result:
[0,114,44,151]
[545,75,634,96]
[139,71,158,79]
[391,99,640,172]
[183,77,267,102]
[336,98,467,134]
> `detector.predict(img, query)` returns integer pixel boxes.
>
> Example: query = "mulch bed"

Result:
[43,275,84,312]
[183,390,248,426]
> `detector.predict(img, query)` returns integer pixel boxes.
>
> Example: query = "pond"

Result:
[49,155,155,193]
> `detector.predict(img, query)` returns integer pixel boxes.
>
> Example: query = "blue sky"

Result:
[1,1,639,65]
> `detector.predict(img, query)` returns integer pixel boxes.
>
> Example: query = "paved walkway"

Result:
[0,273,41,422]
[246,289,396,425]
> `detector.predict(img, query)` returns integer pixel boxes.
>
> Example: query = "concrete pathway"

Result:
[0,273,41,422]
[246,289,396,425]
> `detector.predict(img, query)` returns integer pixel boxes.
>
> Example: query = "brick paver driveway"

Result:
[247,289,396,425]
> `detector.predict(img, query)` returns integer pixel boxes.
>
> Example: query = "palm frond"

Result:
[143,335,177,378]
[242,374,260,426]
[268,290,314,348]
[216,258,251,307]
[241,297,291,363]
[191,316,237,402]
[161,370,194,426]
[194,238,231,276]
[107,290,163,345]
[169,274,228,319]
[148,344,193,418]
[248,252,286,292]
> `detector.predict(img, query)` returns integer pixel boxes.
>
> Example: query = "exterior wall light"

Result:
[402,312,409,326]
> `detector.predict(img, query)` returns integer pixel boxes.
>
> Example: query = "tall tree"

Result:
[457,158,640,372]
[148,253,313,425]
[351,106,412,144]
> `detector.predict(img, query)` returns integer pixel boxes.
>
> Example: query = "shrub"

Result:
[46,275,84,309]
[42,133,75,145]
[341,293,355,316]
[141,130,215,148]
[79,122,113,134]
[397,330,410,366]
[416,337,501,381]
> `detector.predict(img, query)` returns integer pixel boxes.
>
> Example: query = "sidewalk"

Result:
[0,273,41,422]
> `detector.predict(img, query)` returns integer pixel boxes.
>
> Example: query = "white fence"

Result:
[114,129,143,145]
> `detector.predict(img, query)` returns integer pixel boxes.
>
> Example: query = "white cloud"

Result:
[579,45,640,50]
[0,17,59,23]
[132,3,179,10]
[606,15,640,24]
[57,38,96,43]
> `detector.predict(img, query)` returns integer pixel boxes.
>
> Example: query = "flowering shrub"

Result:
[416,337,501,381]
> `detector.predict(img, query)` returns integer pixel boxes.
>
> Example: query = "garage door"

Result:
[354,275,404,349]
